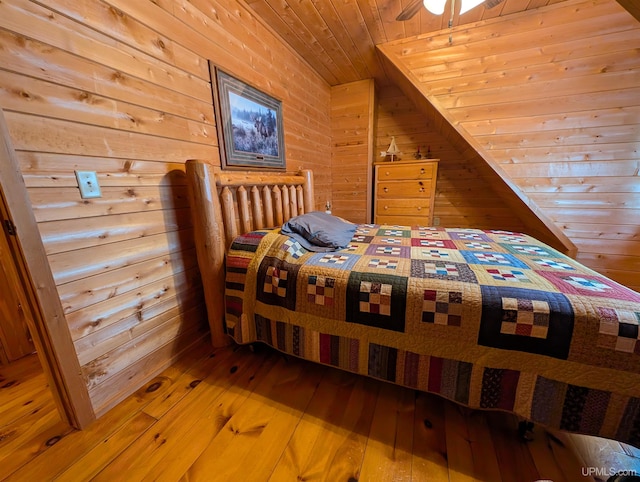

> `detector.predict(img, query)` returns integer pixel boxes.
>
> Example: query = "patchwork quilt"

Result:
[224,224,640,446]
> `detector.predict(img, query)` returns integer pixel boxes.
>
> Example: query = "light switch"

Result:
[75,170,102,199]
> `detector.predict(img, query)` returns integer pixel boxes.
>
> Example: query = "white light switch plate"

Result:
[75,170,102,199]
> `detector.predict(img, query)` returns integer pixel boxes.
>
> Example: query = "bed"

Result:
[185,159,640,447]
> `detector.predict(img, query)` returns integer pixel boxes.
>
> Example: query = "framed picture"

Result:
[210,64,285,169]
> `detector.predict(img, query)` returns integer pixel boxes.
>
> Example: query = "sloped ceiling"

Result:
[247,0,640,289]
[244,0,638,87]
[244,0,570,87]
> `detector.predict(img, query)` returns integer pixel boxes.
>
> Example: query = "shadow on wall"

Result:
[161,169,210,356]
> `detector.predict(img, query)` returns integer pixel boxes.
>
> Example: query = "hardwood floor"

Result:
[1,340,639,481]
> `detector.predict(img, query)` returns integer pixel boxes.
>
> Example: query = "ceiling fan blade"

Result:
[484,0,505,8]
[396,0,423,21]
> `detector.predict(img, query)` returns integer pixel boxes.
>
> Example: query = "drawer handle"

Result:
[383,187,388,192]
[384,171,390,176]
[417,206,421,211]
[384,205,388,210]
[420,168,425,174]
[419,187,425,192]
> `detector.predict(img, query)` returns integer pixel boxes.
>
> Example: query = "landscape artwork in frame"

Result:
[211,65,285,169]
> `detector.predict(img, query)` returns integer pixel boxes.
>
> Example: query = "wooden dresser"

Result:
[373,159,439,225]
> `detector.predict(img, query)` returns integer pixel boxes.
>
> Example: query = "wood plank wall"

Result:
[0,232,35,364]
[379,0,640,291]
[0,0,331,416]
[376,86,528,232]
[331,81,532,231]
[330,80,375,223]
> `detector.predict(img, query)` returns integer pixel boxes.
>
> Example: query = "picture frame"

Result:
[210,64,286,170]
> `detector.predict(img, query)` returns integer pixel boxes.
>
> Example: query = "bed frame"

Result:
[185,159,640,448]
[185,159,315,347]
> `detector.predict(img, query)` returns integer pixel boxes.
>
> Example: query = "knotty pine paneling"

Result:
[243,0,563,87]
[0,0,331,416]
[330,80,375,223]
[0,239,35,364]
[376,86,528,232]
[380,40,578,256]
[379,0,640,291]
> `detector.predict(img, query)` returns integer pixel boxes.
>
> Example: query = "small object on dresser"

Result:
[380,136,401,162]
[325,201,331,214]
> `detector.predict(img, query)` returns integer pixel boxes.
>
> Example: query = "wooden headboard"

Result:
[185,159,315,347]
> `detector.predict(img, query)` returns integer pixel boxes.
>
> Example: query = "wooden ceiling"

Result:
[244,0,568,86]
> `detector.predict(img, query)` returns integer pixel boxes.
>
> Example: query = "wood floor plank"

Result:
[141,341,228,420]
[0,353,72,480]
[6,354,198,480]
[444,403,477,482]
[0,394,56,455]
[411,392,449,480]
[0,387,52,429]
[0,370,52,427]
[269,369,378,481]
[54,411,158,482]
[221,364,329,482]
[267,368,355,481]
[0,407,70,479]
[466,410,503,481]
[486,411,540,482]
[183,354,326,481]
[358,383,415,482]
[297,373,379,482]
[92,345,274,481]
[139,351,282,482]
[527,430,580,482]
[0,340,633,482]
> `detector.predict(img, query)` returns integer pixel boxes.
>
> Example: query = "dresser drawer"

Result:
[376,179,433,198]
[375,199,431,217]
[376,163,436,181]
[375,213,431,225]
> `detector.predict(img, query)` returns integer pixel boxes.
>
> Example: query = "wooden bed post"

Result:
[185,160,231,347]
[301,169,315,212]
[185,162,315,348]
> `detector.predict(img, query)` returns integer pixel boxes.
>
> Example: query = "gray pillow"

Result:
[281,211,356,252]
